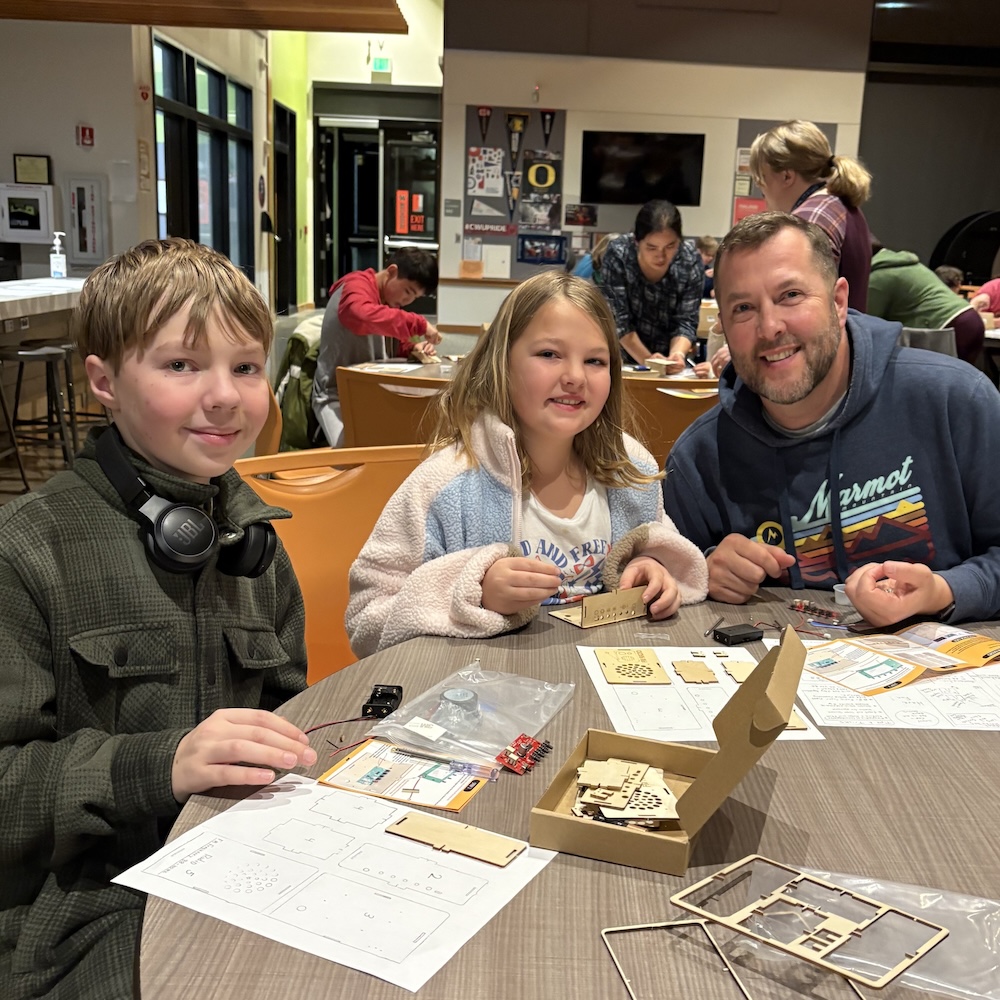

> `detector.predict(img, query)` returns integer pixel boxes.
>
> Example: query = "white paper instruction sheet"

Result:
[115,775,555,992]
[577,645,823,742]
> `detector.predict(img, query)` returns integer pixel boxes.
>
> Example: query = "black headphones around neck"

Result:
[95,426,276,578]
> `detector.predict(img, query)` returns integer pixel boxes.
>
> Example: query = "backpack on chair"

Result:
[273,316,323,450]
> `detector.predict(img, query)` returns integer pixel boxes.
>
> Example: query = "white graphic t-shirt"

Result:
[519,479,611,604]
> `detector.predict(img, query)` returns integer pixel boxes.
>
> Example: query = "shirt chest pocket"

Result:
[69,624,181,734]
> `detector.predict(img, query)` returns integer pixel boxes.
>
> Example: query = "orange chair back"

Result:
[625,377,720,468]
[255,386,283,456]
[336,366,446,447]
[235,444,425,684]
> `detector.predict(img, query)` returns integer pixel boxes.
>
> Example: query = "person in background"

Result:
[969,277,1000,316]
[0,239,313,999]
[934,265,965,296]
[599,200,703,372]
[346,270,708,657]
[663,212,1000,629]
[749,120,873,311]
[868,239,985,365]
[695,234,719,298]
[312,247,442,447]
[570,233,619,285]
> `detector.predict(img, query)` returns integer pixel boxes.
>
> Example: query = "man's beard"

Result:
[733,308,842,406]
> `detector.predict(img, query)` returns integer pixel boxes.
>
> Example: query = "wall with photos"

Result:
[0,20,139,277]
[438,49,865,324]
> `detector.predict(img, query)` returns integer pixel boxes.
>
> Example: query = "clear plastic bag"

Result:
[368,661,574,766]
[728,860,1000,1000]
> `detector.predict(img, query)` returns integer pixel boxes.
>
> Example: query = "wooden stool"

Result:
[0,373,30,492]
[0,345,75,467]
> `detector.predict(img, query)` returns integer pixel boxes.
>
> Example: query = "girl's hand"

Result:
[171,709,317,803]
[619,556,680,619]
[482,556,561,615]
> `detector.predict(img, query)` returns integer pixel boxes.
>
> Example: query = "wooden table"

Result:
[140,592,1000,998]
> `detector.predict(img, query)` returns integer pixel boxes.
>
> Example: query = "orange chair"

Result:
[625,377,720,468]
[235,444,425,684]
[336,366,445,447]
[255,386,283,456]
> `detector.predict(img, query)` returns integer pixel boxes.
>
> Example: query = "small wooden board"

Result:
[722,660,756,683]
[385,812,527,867]
[549,587,646,628]
[595,648,670,685]
[580,760,648,808]
[672,660,718,684]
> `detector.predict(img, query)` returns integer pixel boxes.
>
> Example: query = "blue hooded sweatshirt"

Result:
[663,312,1000,623]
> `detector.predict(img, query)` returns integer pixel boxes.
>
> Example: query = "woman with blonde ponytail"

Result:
[749,120,873,310]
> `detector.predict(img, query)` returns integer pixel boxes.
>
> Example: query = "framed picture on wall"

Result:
[66,174,109,265]
[0,183,55,244]
[13,154,52,185]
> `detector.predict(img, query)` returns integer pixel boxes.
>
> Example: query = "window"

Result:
[153,38,254,278]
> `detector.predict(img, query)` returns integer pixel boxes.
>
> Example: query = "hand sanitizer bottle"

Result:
[49,231,67,278]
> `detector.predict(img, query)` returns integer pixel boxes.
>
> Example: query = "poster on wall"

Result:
[67,175,109,264]
[517,233,566,265]
[467,147,504,198]
[565,204,598,226]
[518,150,562,230]
[732,196,767,226]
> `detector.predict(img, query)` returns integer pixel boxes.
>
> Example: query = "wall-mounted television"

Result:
[580,131,705,206]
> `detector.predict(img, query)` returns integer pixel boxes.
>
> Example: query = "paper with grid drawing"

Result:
[578,645,824,742]
[114,775,554,992]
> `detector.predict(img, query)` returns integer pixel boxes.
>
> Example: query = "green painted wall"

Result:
[270,31,310,307]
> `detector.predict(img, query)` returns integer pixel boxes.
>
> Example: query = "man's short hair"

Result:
[74,238,273,372]
[935,265,963,291]
[714,212,838,292]
[389,247,438,295]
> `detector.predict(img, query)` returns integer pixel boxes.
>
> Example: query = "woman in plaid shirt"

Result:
[599,200,704,373]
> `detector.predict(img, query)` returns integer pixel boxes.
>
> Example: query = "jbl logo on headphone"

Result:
[172,516,210,546]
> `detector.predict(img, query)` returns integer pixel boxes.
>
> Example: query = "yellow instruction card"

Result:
[804,622,1000,696]
[318,739,490,812]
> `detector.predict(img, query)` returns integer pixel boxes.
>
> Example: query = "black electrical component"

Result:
[361,684,403,719]
[713,624,765,646]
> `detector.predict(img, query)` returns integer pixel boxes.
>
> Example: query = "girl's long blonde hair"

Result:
[749,120,872,208]
[431,270,661,489]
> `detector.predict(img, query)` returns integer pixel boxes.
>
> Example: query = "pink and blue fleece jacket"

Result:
[347,413,708,657]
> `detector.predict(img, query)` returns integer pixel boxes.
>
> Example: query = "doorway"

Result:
[272,101,297,315]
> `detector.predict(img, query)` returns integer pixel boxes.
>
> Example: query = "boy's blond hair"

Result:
[74,238,273,372]
[432,270,661,490]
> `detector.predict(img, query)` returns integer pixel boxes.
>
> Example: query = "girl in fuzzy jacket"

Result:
[346,270,708,657]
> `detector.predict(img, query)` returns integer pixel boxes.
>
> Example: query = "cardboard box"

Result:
[697,301,719,336]
[529,630,805,876]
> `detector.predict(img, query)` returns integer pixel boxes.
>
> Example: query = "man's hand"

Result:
[707,534,797,603]
[172,709,317,803]
[619,556,680,619]
[481,557,561,615]
[845,561,954,627]
[423,322,443,346]
[659,351,688,375]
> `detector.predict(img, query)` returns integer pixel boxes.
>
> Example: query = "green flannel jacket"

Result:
[0,429,307,999]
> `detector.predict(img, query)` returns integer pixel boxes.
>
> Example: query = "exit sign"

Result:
[372,57,392,73]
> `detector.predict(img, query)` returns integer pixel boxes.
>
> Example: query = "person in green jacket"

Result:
[868,241,985,364]
[0,238,315,999]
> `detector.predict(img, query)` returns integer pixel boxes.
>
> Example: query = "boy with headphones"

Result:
[0,238,316,1000]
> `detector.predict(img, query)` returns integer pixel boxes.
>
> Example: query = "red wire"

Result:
[304,717,366,735]
[327,738,368,758]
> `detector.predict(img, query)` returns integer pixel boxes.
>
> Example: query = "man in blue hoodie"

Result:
[663,212,1000,628]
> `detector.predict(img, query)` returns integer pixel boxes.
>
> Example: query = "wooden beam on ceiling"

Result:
[0,0,409,33]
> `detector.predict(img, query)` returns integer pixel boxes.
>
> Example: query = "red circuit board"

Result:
[496,734,553,774]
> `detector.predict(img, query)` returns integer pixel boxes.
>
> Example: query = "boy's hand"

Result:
[423,322,443,345]
[708,534,797,604]
[410,341,437,359]
[618,556,680,619]
[172,708,317,803]
[482,556,561,615]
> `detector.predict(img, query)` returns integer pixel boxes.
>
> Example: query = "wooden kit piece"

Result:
[549,586,646,628]
[579,759,648,808]
[723,660,756,683]
[595,647,671,685]
[672,660,718,684]
[385,812,527,867]
[600,768,678,821]
[577,757,632,789]
[671,855,949,990]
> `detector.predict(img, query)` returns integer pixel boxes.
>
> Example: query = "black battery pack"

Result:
[713,624,765,645]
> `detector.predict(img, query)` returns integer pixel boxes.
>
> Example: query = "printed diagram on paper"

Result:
[114,775,554,993]
[577,646,823,742]
[765,639,1000,730]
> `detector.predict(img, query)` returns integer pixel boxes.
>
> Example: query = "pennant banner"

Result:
[540,110,556,149]
[477,106,493,144]
[504,169,522,221]
[505,112,528,166]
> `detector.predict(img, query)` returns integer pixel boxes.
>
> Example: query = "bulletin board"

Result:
[463,106,567,281]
